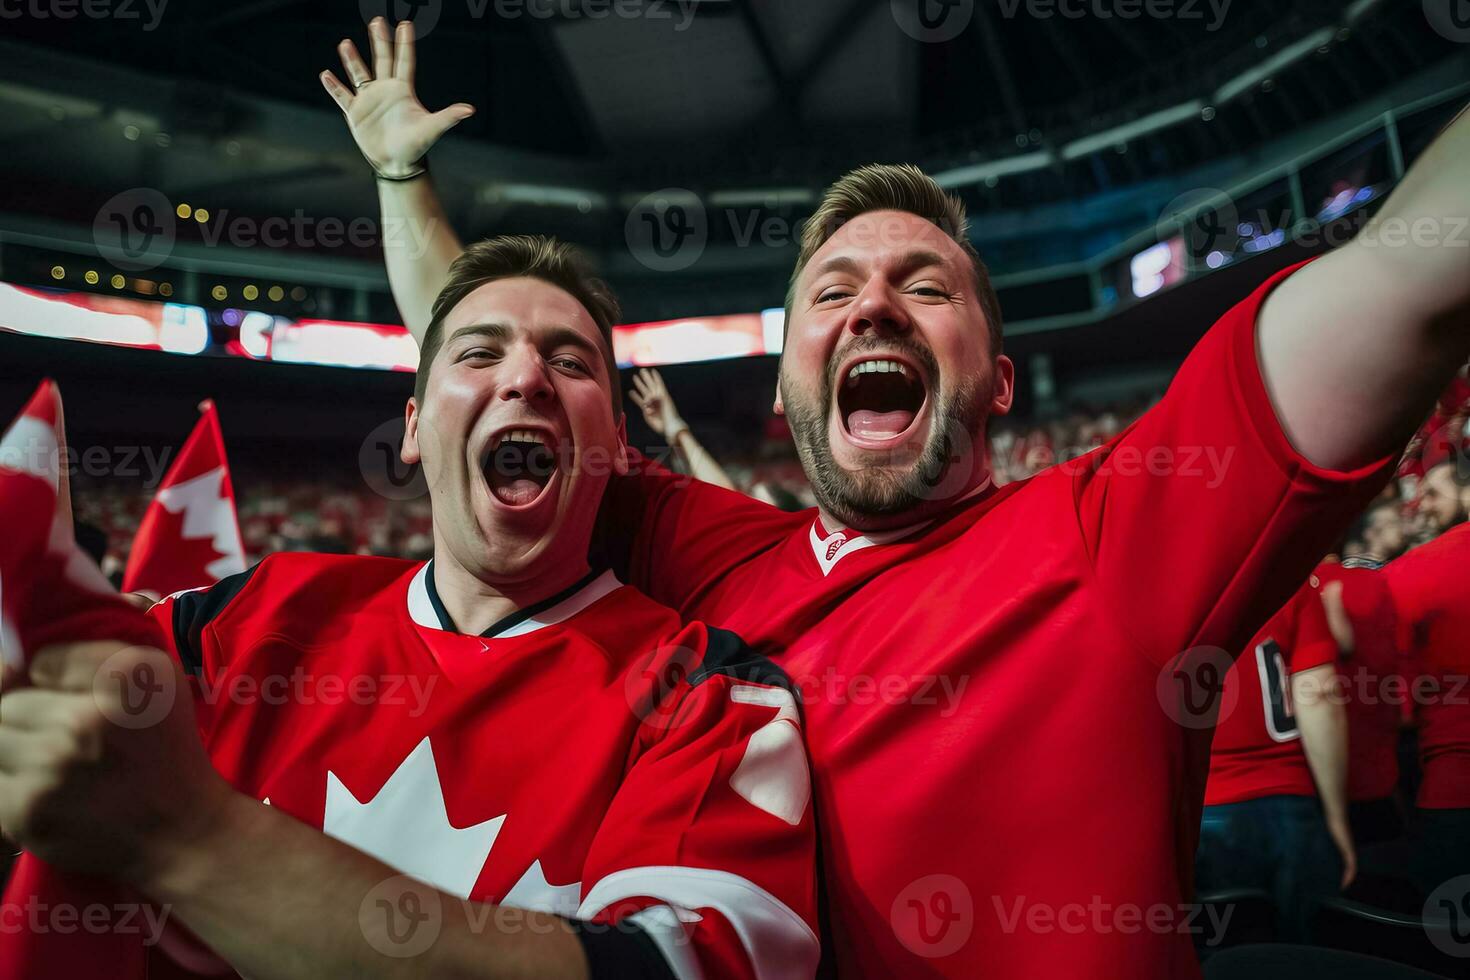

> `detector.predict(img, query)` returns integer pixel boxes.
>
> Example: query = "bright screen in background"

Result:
[1129,237,1186,300]
[0,280,781,371]
[0,282,167,348]
[270,319,420,372]
[612,313,770,367]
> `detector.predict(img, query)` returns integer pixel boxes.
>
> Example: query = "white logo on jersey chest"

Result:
[808,521,924,576]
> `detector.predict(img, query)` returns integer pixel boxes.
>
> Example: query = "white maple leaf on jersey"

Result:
[323,737,580,912]
[155,466,246,580]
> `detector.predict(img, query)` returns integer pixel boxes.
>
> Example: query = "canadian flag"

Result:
[122,400,246,598]
[0,380,169,980]
[0,380,161,668]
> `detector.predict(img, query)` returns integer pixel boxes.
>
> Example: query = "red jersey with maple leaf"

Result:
[601,262,1394,979]
[1204,576,1339,806]
[1384,522,1470,809]
[33,552,817,979]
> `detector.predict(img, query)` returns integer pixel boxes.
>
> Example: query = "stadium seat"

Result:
[1202,944,1449,979]
[1311,896,1468,976]
[1191,889,1276,957]
[1348,856,1431,917]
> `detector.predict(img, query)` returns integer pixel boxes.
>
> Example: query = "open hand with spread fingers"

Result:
[629,368,687,440]
[319,17,474,179]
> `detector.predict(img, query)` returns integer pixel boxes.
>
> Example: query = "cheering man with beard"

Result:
[0,237,819,980]
[329,19,1470,977]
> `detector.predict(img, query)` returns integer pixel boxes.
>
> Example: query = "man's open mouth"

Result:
[836,356,928,443]
[483,429,560,507]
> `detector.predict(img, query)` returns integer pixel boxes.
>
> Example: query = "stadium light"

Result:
[931,151,1054,189]
[1061,101,1204,162]
[707,189,815,208]
[1213,28,1335,105]
[482,184,608,211]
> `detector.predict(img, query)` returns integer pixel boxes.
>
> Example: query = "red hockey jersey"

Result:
[600,261,1394,978]
[7,552,819,979]
[1205,577,1339,806]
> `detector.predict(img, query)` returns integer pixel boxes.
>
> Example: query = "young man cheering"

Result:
[0,237,819,980]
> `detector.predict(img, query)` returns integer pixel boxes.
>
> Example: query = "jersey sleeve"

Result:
[599,451,805,615]
[572,625,820,980]
[1287,580,1338,674]
[1069,260,1397,668]
[145,563,258,678]
[145,563,259,735]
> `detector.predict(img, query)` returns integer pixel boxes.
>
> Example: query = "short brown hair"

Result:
[416,235,622,412]
[785,163,1003,354]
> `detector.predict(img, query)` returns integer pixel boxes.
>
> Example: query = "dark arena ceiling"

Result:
[3,1,1460,208]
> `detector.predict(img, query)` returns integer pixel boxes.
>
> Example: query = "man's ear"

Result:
[401,398,422,465]
[772,374,786,416]
[989,354,1016,418]
[613,414,630,477]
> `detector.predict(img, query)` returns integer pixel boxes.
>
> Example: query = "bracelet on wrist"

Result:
[372,157,429,182]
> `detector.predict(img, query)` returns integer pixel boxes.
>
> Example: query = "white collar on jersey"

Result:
[806,481,993,577]
[406,561,623,639]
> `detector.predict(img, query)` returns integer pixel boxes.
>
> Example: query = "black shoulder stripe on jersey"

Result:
[688,626,796,696]
[171,563,260,678]
[568,919,678,980]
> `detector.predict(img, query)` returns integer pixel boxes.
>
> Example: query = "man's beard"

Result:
[781,340,988,530]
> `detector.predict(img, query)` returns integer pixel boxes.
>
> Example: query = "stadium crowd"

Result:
[4,16,1469,979]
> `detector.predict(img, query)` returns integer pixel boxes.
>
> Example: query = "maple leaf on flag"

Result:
[0,379,170,980]
[0,380,161,668]
[122,400,246,598]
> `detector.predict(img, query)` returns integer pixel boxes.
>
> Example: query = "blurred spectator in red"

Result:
[1412,460,1469,538]
[1314,552,1408,846]
[1383,521,1470,892]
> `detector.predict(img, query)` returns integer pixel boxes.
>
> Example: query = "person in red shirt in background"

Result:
[1384,511,1470,896]
[1197,575,1352,942]
[1315,547,1408,847]
[1358,499,1413,566]
[1413,460,1469,539]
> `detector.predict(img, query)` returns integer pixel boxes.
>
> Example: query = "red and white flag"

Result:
[0,380,168,980]
[0,380,161,669]
[122,400,245,598]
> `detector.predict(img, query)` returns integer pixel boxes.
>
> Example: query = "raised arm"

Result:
[1258,103,1470,471]
[629,368,738,491]
[320,18,465,341]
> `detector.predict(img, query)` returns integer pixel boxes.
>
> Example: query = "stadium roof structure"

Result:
[0,0,1465,323]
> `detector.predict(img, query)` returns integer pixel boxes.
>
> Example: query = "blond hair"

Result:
[786,163,1002,353]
